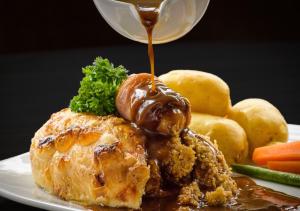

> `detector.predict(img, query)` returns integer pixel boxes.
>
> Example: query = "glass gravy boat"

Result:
[93,0,210,44]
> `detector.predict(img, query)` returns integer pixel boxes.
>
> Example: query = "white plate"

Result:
[1,124,300,211]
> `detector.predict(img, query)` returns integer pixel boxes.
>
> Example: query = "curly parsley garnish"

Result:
[70,57,128,115]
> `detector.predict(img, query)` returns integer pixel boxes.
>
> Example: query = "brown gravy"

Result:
[118,0,164,92]
[130,77,189,134]
[86,176,300,211]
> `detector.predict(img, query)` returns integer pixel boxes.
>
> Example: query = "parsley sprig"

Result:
[70,57,128,115]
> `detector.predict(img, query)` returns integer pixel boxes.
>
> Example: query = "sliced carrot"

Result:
[267,161,300,174]
[252,141,300,165]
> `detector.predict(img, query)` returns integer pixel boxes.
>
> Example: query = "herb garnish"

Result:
[70,57,128,115]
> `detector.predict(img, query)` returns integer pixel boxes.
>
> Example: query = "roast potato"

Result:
[189,113,248,165]
[159,70,231,116]
[228,98,288,153]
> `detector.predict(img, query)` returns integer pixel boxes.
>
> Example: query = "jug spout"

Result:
[93,0,210,44]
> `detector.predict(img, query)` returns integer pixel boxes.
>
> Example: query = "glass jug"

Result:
[93,0,210,44]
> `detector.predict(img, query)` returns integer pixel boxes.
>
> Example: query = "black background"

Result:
[1,0,300,53]
[0,0,300,210]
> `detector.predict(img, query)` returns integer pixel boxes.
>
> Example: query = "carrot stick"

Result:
[252,141,300,165]
[267,161,300,174]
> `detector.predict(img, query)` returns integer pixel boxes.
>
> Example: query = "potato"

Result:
[159,70,231,116]
[189,113,248,165]
[228,99,288,153]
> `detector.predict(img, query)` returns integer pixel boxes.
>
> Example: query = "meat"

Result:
[181,130,237,206]
[115,73,236,207]
[30,108,150,209]
[30,108,237,209]
[31,74,237,209]
[146,135,196,182]
[177,181,202,207]
[145,130,237,206]
[116,73,191,135]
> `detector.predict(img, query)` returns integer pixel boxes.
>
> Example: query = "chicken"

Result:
[114,73,236,207]
[30,108,150,209]
[31,70,238,209]
[181,130,237,206]
[31,108,237,209]
[146,135,196,183]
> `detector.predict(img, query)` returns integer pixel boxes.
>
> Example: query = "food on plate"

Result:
[30,108,236,208]
[30,108,150,209]
[30,59,237,209]
[252,141,300,165]
[228,98,288,153]
[159,70,231,116]
[267,161,300,174]
[116,73,191,135]
[179,130,237,206]
[70,57,128,115]
[159,71,290,162]
[189,113,248,165]
[232,164,300,187]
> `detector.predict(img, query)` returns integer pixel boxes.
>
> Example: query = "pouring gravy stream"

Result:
[118,0,164,92]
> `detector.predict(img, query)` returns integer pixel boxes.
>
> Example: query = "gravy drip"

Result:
[118,0,164,91]
[130,78,189,134]
[86,176,300,211]
[137,3,159,92]
[135,0,163,92]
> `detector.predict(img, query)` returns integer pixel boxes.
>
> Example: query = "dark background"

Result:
[0,0,300,210]
[1,0,300,53]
